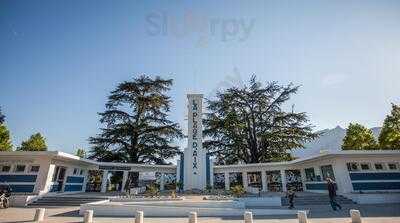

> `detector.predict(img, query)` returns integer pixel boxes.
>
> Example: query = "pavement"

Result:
[1,203,400,223]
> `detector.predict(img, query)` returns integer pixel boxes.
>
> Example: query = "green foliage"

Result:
[342,123,377,150]
[89,75,183,164]
[146,184,160,197]
[18,133,47,151]
[0,124,12,151]
[0,107,5,124]
[204,75,318,164]
[379,104,400,149]
[230,185,245,197]
[75,148,86,158]
[176,181,183,191]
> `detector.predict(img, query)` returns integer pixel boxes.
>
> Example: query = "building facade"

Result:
[0,150,400,196]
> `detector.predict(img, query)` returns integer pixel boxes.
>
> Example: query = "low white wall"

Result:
[9,195,39,207]
[237,197,281,207]
[344,193,400,204]
[79,200,302,217]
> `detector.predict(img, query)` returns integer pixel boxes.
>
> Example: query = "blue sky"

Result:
[1,0,399,154]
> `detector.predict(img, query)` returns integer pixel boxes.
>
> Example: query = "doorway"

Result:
[51,166,66,192]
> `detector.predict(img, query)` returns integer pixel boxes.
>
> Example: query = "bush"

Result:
[230,185,245,197]
[146,184,159,197]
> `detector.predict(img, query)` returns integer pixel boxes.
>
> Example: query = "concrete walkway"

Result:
[1,204,399,223]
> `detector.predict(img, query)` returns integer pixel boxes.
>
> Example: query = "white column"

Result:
[160,173,165,191]
[224,172,230,191]
[121,171,129,192]
[242,172,248,191]
[281,169,287,192]
[101,170,108,193]
[333,160,354,194]
[314,166,322,181]
[261,171,268,192]
[81,169,88,192]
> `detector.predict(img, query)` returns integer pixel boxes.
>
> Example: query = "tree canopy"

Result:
[0,124,12,151]
[203,76,318,164]
[341,123,377,150]
[18,133,47,151]
[88,75,183,164]
[0,107,5,124]
[379,104,400,149]
[75,148,86,158]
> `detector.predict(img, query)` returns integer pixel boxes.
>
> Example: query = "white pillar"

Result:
[297,211,308,223]
[350,209,362,223]
[224,172,230,191]
[188,212,197,223]
[242,172,248,191]
[160,173,165,191]
[300,168,307,191]
[261,171,268,192]
[135,210,144,223]
[34,208,45,222]
[314,166,322,181]
[83,210,93,223]
[101,170,108,193]
[333,160,354,194]
[121,171,129,192]
[281,169,287,192]
[81,169,88,192]
[244,211,253,223]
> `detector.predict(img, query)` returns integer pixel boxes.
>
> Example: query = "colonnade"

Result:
[99,170,168,193]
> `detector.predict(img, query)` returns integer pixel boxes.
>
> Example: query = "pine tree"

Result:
[75,148,86,158]
[18,133,47,151]
[89,75,183,164]
[0,107,5,124]
[342,123,377,150]
[379,104,400,149]
[0,124,13,151]
[203,75,318,164]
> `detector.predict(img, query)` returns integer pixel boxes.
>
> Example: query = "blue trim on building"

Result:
[206,153,210,186]
[179,153,184,184]
[0,174,37,183]
[305,183,327,190]
[353,182,400,190]
[50,184,60,192]
[350,172,400,181]
[64,184,83,192]
[9,184,35,193]
[66,176,84,184]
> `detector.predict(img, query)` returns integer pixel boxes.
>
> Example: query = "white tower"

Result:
[183,94,207,190]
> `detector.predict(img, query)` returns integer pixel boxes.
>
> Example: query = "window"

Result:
[388,163,398,170]
[15,165,26,172]
[305,168,316,181]
[360,163,370,170]
[347,162,359,171]
[321,165,335,180]
[1,165,11,172]
[374,163,385,170]
[80,169,84,175]
[30,165,40,173]
[73,168,78,175]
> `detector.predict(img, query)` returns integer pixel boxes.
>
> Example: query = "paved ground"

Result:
[1,204,400,223]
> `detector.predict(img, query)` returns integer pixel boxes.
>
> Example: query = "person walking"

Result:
[326,177,342,211]
[286,187,296,209]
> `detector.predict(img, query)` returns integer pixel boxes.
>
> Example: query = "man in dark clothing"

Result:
[286,188,296,209]
[326,177,342,211]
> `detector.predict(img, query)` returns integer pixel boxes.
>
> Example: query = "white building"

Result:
[0,150,399,195]
[1,94,399,205]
